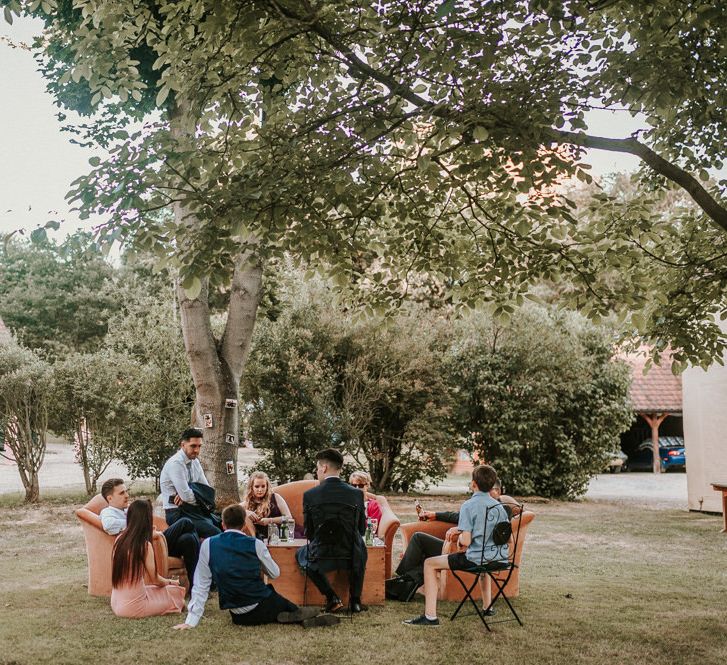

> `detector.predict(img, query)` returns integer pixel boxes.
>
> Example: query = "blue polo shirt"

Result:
[457,491,510,565]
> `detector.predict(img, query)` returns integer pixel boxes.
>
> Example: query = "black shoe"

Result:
[277,606,320,623]
[350,602,368,613]
[325,595,344,613]
[482,606,496,617]
[403,614,440,627]
[303,613,340,628]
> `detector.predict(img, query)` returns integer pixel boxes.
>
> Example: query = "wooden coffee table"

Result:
[265,538,385,605]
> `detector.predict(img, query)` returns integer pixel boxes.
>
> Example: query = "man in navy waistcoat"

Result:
[174,504,338,629]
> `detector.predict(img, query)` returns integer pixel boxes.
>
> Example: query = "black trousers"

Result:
[165,507,221,539]
[229,588,298,626]
[162,517,200,590]
[395,532,445,579]
[304,560,366,602]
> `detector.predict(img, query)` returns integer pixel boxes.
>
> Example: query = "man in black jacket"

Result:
[296,448,368,613]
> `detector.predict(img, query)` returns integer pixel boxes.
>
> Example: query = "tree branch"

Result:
[220,248,263,380]
[552,130,727,233]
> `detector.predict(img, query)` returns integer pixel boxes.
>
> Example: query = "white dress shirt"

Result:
[99,505,127,535]
[184,530,280,627]
[159,448,210,509]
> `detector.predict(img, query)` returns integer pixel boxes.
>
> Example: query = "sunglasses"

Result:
[351,483,367,488]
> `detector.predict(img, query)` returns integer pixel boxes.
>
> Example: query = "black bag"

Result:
[385,571,423,602]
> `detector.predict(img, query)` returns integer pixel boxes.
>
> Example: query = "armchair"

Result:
[75,494,188,597]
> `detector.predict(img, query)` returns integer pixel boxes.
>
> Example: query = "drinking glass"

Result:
[370,518,379,537]
[287,517,296,541]
[268,523,279,545]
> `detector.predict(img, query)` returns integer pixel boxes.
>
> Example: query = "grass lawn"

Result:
[1,493,726,665]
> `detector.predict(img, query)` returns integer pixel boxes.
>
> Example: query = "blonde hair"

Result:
[242,471,273,518]
[349,470,371,486]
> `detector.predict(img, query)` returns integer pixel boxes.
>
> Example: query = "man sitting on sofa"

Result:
[100,477,201,591]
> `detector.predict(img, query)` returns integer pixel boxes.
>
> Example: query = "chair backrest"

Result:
[275,479,318,526]
[476,502,514,566]
[307,502,359,561]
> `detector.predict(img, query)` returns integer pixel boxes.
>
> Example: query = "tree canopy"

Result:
[8,0,724,365]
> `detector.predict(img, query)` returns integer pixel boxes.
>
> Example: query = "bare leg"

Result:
[423,554,451,618]
[478,574,492,610]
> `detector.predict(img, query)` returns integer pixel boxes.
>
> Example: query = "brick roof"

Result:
[625,351,682,414]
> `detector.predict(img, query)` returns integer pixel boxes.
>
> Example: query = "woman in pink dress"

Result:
[349,471,383,527]
[111,499,185,618]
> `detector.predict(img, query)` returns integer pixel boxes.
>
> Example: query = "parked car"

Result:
[604,450,628,473]
[627,436,686,472]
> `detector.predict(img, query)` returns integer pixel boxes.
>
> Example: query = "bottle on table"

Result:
[364,518,374,546]
[279,518,289,542]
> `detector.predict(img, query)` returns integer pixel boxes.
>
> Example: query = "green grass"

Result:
[1,496,726,665]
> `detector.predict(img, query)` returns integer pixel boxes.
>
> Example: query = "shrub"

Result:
[447,307,632,499]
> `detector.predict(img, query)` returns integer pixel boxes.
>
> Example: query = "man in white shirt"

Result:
[159,428,221,538]
[173,504,339,630]
[100,478,200,590]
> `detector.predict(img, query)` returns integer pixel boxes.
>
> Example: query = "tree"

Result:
[243,285,456,490]
[105,297,196,488]
[0,231,119,356]
[447,307,633,499]
[243,303,341,483]
[12,0,727,499]
[0,341,53,502]
[338,313,456,491]
[50,349,133,495]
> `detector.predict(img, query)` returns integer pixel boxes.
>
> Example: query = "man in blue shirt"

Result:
[403,465,510,627]
[173,504,339,630]
[159,428,221,538]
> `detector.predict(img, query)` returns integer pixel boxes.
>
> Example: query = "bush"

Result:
[447,307,632,499]
[243,285,457,490]
[51,350,136,495]
[242,304,341,484]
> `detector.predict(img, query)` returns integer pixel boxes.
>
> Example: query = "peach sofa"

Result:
[399,508,535,600]
[75,494,188,596]
[275,479,401,578]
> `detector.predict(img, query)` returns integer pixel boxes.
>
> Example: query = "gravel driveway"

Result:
[1,441,688,509]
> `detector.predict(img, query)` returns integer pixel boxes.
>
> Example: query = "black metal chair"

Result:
[302,503,361,620]
[450,502,525,630]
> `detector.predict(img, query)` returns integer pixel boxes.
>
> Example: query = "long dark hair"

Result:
[112,499,154,587]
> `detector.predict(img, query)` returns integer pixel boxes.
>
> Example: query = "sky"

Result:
[0,15,643,240]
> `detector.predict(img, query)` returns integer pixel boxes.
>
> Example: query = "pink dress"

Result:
[111,573,185,619]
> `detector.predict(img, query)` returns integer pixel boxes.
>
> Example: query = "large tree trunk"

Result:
[171,99,263,505]
[177,256,263,505]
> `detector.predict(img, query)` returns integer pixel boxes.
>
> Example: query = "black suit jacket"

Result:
[303,476,367,565]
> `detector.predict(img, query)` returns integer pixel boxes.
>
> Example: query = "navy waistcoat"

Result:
[208,531,272,609]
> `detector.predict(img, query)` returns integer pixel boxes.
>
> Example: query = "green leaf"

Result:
[156,86,170,107]
[30,228,47,244]
[436,0,455,19]
[183,276,202,300]
[472,125,489,141]
[89,156,101,167]
[4,6,13,24]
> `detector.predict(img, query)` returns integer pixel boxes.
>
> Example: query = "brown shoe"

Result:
[324,595,344,613]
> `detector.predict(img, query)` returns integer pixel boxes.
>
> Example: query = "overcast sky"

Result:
[0,16,643,240]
